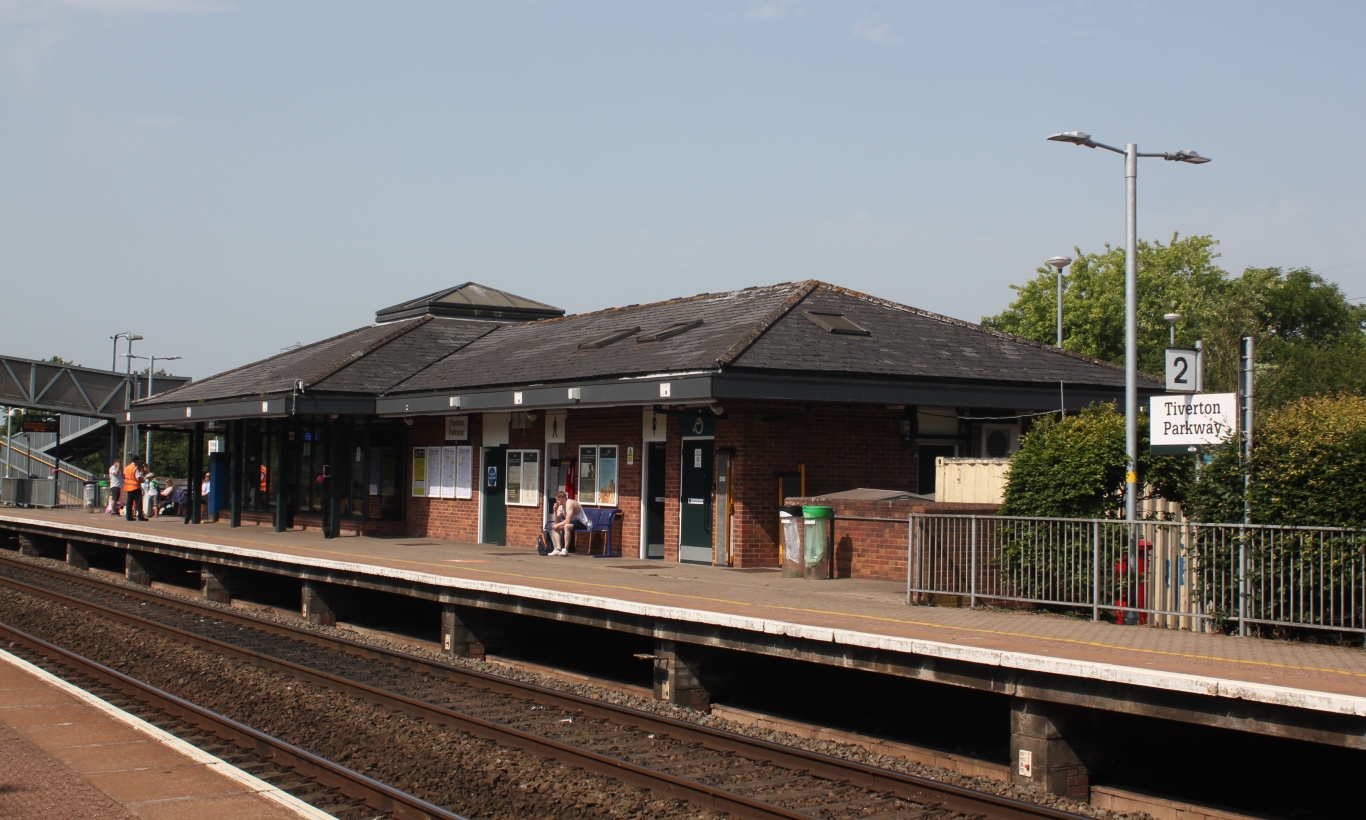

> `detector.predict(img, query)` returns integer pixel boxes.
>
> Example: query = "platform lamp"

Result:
[143,355,182,464]
[1046,256,1072,348]
[1163,312,1182,347]
[1047,131,1211,522]
[115,333,143,462]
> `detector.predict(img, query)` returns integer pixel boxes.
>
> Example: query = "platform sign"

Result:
[1165,348,1200,393]
[22,418,58,434]
[1150,393,1237,454]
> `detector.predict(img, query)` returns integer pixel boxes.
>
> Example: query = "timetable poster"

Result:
[440,446,458,499]
[412,447,427,497]
[455,446,473,499]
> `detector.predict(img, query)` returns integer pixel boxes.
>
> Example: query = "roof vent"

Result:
[638,319,704,343]
[804,310,870,336]
[579,327,641,350]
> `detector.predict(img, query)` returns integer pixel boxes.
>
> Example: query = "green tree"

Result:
[1001,404,1190,519]
[1186,396,1366,527]
[984,239,1366,408]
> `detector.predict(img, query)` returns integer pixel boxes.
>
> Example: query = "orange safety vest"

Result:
[123,463,140,492]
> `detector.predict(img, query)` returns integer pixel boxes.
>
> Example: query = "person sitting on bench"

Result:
[547,490,589,556]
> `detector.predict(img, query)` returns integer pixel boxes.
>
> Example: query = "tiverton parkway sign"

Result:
[1150,392,1237,454]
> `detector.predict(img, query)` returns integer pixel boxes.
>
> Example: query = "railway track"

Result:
[0,552,1089,820]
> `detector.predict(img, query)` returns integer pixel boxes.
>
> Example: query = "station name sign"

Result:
[1149,393,1237,454]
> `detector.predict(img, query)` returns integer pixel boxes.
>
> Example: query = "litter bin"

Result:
[83,481,97,512]
[801,505,834,580]
[779,505,804,577]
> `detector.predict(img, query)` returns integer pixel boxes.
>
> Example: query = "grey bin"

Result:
[801,505,834,580]
[83,481,98,512]
[779,505,804,578]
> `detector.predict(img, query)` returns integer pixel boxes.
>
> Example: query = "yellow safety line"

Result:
[250,540,1366,683]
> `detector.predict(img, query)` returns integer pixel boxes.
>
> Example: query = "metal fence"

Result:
[908,514,1366,636]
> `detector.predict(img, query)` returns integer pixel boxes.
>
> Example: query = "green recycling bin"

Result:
[801,505,833,580]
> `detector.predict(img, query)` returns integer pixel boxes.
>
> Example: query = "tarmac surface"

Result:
[4,508,1366,714]
[0,643,329,819]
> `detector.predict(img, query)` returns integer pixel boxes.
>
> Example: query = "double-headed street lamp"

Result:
[1048,131,1210,522]
[112,333,143,462]
[125,354,183,464]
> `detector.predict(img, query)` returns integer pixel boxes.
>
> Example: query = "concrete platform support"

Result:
[125,552,152,587]
[65,541,92,571]
[202,564,236,605]
[301,580,336,626]
[440,604,487,659]
[653,639,711,713]
[1010,698,1089,800]
[17,534,41,558]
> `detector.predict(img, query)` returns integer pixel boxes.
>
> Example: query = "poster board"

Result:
[455,446,473,499]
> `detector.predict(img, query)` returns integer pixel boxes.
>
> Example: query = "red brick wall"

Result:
[785,498,1000,582]
[406,415,482,542]
[720,400,918,568]
[396,402,985,571]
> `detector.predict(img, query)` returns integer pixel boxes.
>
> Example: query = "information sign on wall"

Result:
[445,415,468,441]
[1149,393,1237,454]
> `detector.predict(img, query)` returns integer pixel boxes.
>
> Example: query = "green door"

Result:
[481,446,507,545]
[679,439,713,564]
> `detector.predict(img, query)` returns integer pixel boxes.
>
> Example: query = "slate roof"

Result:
[375,282,564,323]
[389,283,808,394]
[138,316,497,406]
[387,281,1148,395]
[140,279,1151,410]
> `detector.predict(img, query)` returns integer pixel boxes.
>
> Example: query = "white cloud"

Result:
[744,0,796,20]
[0,0,229,23]
[852,15,897,44]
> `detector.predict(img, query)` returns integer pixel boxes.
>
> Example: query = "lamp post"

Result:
[118,334,144,462]
[4,406,14,479]
[1163,312,1182,346]
[1046,256,1073,348]
[143,355,182,464]
[1048,131,1210,522]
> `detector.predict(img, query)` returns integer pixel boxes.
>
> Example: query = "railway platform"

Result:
[3,507,1365,805]
[0,641,328,819]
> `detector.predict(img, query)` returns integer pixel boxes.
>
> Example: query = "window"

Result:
[803,310,871,336]
[506,450,541,507]
[577,445,619,506]
[637,319,703,343]
[579,327,641,350]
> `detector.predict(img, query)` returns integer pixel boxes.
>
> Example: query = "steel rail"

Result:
[0,554,1086,820]
[0,620,467,820]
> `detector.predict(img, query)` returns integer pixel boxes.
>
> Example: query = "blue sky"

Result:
[3,1,1364,379]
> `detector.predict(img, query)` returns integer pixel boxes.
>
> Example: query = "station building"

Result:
[127,281,1147,573]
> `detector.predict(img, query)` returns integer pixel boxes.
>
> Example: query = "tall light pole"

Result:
[1048,131,1210,522]
[142,355,182,464]
[3,406,14,479]
[1046,256,1072,348]
[120,334,143,463]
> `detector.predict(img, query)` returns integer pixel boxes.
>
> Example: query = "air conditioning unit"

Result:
[980,424,1019,457]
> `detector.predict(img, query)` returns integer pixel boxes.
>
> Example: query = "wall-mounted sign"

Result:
[1150,393,1237,454]
[545,411,566,444]
[445,415,468,441]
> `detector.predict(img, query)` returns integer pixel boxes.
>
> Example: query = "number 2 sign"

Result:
[1165,348,1199,393]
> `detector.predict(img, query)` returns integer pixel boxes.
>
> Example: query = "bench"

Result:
[581,507,623,558]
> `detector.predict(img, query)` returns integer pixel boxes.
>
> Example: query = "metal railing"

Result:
[0,438,97,483]
[908,514,1366,636]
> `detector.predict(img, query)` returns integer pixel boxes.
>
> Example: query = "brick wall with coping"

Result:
[394,401,988,571]
[786,497,1000,582]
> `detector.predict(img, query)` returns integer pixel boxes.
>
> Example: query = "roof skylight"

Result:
[804,311,871,336]
[579,327,641,350]
[637,319,704,343]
